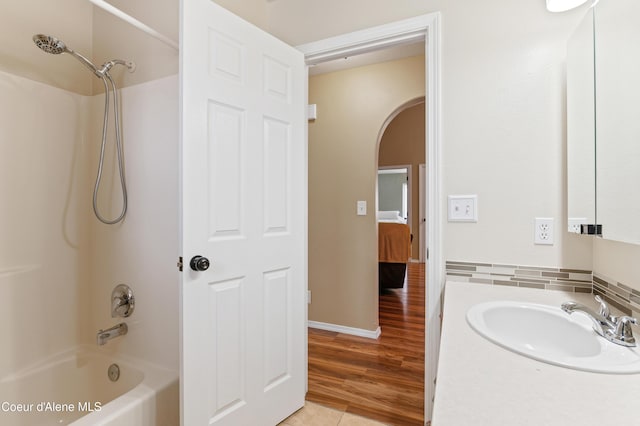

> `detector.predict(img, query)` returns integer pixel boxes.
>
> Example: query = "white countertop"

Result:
[431,281,640,426]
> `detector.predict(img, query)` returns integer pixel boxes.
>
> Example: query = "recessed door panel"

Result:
[208,278,246,419]
[208,29,245,84]
[263,117,290,234]
[264,55,291,103]
[207,102,245,239]
[263,269,291,391]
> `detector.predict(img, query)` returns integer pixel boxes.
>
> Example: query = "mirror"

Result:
[567,1,640,244]
[377,168,409,224]
[594,0,640,244]
[567,8,595,233]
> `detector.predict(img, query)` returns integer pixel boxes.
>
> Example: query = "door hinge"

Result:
[177,256,183,272]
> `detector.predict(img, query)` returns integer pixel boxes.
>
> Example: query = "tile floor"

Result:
[280,401,388,426]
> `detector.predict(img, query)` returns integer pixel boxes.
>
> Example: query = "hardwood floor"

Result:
[307,263,425,425]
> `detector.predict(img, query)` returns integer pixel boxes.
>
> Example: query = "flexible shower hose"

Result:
[93,72,128,224]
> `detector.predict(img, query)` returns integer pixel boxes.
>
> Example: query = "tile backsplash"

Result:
[445,260,592,293]
[593,274,640,316]
[446,260,640,317]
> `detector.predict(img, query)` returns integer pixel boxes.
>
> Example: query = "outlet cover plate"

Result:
[568,217,587,234]
[535,217,554,245]
[448,195,478,222]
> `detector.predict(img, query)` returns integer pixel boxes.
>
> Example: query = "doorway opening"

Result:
[299,12,442,424]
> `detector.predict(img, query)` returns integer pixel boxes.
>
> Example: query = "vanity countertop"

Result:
[432,281,640,426]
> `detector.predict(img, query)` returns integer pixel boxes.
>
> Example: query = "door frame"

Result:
[297,12,442,423]
[419,163,427,262]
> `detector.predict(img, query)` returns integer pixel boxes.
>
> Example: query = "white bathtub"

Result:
[0,345,178,426]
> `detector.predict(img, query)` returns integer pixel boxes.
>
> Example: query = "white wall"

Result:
[593,239,640,291]
[267,0,593,270]
[0,69,179,376]
[87,75,179,370]
[0,70,91,377]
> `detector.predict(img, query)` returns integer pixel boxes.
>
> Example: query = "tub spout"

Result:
[97,322,128,346]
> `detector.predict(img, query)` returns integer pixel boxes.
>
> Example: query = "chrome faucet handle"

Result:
[594,295,611,320]
[111,284,135,318]
[604,316,638,347]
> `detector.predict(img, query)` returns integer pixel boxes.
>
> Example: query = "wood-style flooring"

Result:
[307,263,425,425]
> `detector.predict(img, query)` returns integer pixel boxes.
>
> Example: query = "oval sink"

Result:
[466,301,640,374]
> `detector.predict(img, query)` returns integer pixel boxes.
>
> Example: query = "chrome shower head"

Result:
[33,34,101,76]
[33,34,67,55]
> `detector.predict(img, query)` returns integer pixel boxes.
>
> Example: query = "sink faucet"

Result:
[97,322,128,346]
[561,295,637,347]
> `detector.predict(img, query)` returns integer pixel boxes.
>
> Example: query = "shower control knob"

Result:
[190,255,210,272]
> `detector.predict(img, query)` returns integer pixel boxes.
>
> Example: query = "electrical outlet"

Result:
[535,218,554,245]
[568,217,587,234]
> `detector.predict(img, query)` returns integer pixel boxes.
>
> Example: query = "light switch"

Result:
[448,195,478,222]
[357,200,367,216]
[307,104,317,121]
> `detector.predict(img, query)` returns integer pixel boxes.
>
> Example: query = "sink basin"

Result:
[466,301,640,374]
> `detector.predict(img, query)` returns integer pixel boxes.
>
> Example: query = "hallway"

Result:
[306,263,426,425]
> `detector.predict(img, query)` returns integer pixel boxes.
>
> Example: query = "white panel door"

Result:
[180,1,306,425]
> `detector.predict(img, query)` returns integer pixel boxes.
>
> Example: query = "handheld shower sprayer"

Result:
[32,34,135,77]
[32,34,135,225]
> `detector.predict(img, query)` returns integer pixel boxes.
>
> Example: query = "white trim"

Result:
[298,12,443,423]
[308,321,381,339]
[297,15,431,65]
[419,163,427,262]
[425,14,443,426]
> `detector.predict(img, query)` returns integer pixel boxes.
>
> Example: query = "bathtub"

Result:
[0,345,178,426]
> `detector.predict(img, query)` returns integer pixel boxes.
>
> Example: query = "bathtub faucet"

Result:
[97,322,128,346]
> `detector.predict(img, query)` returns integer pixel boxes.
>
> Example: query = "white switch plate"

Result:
[357,200,367,216]
[535,217,554,245]
[448,195,478,222]
[307,104,317,121]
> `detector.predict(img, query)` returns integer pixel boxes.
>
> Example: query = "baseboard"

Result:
[308,320,381,339]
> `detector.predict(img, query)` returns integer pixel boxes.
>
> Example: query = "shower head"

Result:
[33,34,101,76]
[32,34,67,54]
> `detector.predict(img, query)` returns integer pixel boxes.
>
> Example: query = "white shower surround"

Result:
[0,70,179,423]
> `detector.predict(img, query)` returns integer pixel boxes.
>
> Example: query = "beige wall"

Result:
[379,102,426,258]
[309,56,425,331]
[266,0,598,331]
[0,0,180,95]
[214,0,269,29]
[92,0,179,93]
[0,0,94,95]
[92,0,268,93]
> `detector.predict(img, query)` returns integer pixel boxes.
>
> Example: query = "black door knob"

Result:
[190,255,210,271]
